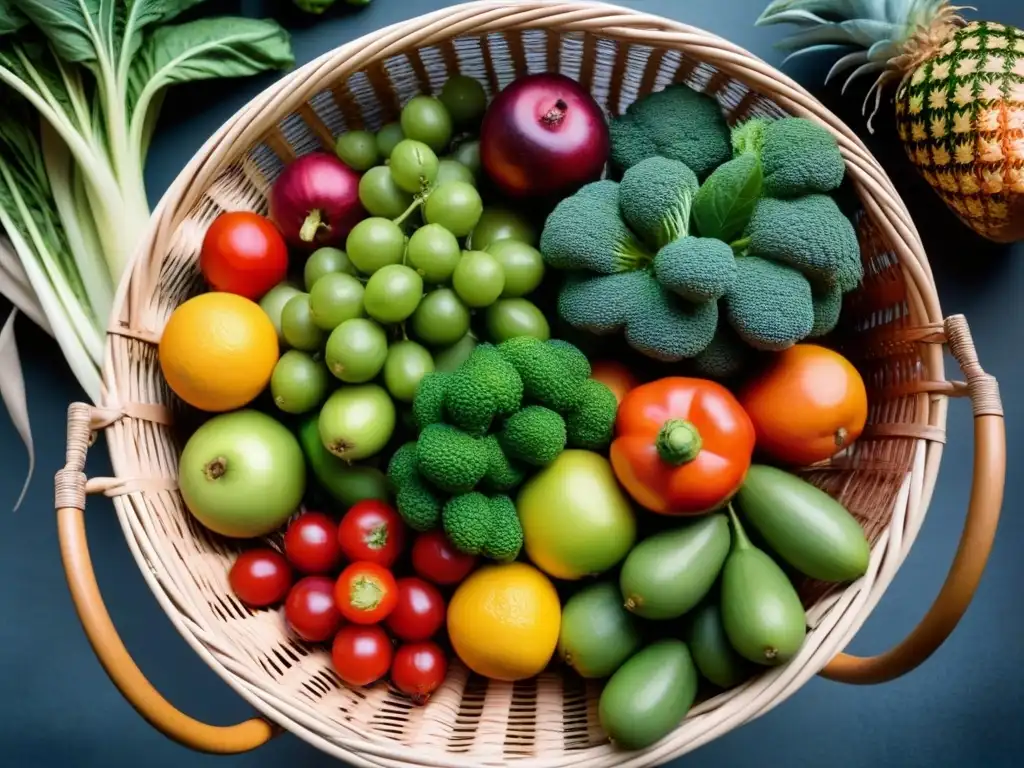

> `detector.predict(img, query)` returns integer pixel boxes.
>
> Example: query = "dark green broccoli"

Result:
[691,320,756,379]
[809,283,843,338]
[724,256,814,350]
[479,434,526,493]
[623,271,719,361]
[609,84,732,178]
[557,269,649,336]
[566,379,618,450]
[442,492,524,561]
[395,473,444,532]
[412,372,449,430]
[499,406,567,466]
[654,237,737,302]
[746,195,863,292]
[497,336,588,412]
[546,339,591,381]
[386,441,419,491]
[618,156,700,249]
[733,117,845,199]
[539,180,651,274]
[415,424,488,493]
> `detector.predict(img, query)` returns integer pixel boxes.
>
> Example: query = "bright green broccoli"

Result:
[462,344,523,416]
[609,84,732,178]
[566,379,618,450]
[386,441,419,491]
[618,156,700,249]
[412,372,449,430]
[539,180,651,274]
[415,424,488,493]
[809,283,843,338]
[395,473,444,532]
[745,195,863,292]
[724,256,814,350]
[653,237,737,302]
[442,492,524,561]
[546,339,591,380]
[733,117,845,199]
[497,336,588,412]
[439,344,524,436]
[557,269,649,336]
[479,434,526,493]
[692,320,756,379]
[499,405,567,466]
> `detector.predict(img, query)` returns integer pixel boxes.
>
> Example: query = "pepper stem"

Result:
[300,209,324,242]
[655,419,702,465]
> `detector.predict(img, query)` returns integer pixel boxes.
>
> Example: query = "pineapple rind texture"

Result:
[895,21,1024,242]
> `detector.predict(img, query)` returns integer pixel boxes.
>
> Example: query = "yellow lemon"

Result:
[447,562,561,682]
[159,292,279,412]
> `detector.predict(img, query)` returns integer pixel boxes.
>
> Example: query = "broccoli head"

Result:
[557,269,649,336]
[565,379,618,450]
[443,366,496,436]
[724,256,813,351]
[623,270,719,361]
[654,236,737,302]
[546,339,591,381]
[462,344,523,416]
[609,85,732,178]
[497,336,588,412]
[539,180,651,274]
[499,405,567,466]
[809,283,843,338]
[691,319,757,379]
[746,194,863,292]
[479,434,526,493]
[415,424,488,493]
[442,492,524,562]
[618,156,700,249]
[395,473,444,532]
[482,495,524,562]
[412,372,449,430]
[733,117,845,199]
[386,441,419,491]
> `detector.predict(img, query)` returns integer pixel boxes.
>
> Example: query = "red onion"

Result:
[269,152,365,251]
[480,73,609,200]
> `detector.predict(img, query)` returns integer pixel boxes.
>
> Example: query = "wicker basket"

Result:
[54,2,1006,766]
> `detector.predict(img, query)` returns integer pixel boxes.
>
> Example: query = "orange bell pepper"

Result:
[609,377,756,516]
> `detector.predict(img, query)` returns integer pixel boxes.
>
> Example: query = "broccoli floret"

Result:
[539,180,651,274]
[692,320,756,379]
[654,237,737,302]
[443,367,495,436]
[609,84,732,178]
[566,379,618,450]
[734,117,845,199]
[416,424,488,493]
[386,441,419,491]
[412,372,449,430]
[462,344,523,416]
[442,492,524,561]
[809,283,843,338]
[497,336,588,412]
[557,269,650,336]
[483,495,524,562]
[724,256,813,350]
[499,406,567,466]
[623,271,719,361]
[546,339,591,380]
[618,156,700,249]
[479,434,526,493]
[396,473,444,532]
[746,195,863,291]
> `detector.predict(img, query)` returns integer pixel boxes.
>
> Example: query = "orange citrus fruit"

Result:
[159,292,279,412]
[446,562,561,681]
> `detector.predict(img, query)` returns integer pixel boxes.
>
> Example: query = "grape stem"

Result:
[393,196,425,227]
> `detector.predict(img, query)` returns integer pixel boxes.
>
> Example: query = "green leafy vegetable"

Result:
[691,153,763,244]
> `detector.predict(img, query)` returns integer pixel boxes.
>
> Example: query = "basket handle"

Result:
[55,403,278,754]
[820,314,1005,685]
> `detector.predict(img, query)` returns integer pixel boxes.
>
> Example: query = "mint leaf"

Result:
[691,154,762,244]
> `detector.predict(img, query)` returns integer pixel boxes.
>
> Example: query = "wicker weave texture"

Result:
[96,3,952,766]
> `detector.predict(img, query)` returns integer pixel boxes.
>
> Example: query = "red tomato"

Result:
[334,562,398,625]
[331,624,394,687]
[284,576,343,643]
[228,549,292,608]
[337,500,406,568]
[411,530,477,586]
[390,642,448,705]
[385,578,446,642]
[284,511,343,574]
[199,211,288,300]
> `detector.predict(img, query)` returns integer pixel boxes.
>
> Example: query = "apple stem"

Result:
[542,99,568,127]
[204,457,227,481]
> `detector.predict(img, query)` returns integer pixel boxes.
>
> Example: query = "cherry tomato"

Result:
[385,577,446,642]
[228,549,292,608]
[337,499,406,568]
[411,530,477,586]
[284,576,343,642]
[284,511,343,574]
[390,642,448,705]
[334,561,398,624]
[331,624,394,687]
[199,211,289,300]
[590,359,640,405]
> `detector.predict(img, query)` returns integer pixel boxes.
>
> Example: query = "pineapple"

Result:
[757,0,1024,244]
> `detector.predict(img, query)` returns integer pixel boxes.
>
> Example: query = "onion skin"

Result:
[480,73,609,200]
[270,152,366,251]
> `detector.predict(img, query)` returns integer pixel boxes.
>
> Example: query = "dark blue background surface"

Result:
[1,1,1022,766]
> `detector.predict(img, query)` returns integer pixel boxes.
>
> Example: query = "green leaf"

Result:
[692,154,763,244]
[0,0,30,36]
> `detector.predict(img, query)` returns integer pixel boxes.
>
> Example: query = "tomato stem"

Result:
[655,419,702,465]
[300,209,324,242]
[363,523,388,551]
[349,576,383,611]
[727,503,751,552]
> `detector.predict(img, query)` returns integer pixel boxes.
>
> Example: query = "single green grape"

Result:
[439,75,488,126]
[309,272,365,331]
[364,264,424,324]
[376,122,405,158]
[468,206,538,250]
[423,181,482,238]
[400,95,453,153]
[452,250,505,308]
[389,139,440,194]
[453,140,481,177]
[304,247,357,291]
[281,293,327,351]
[432,332,478,373]
[345,217,406,274]
[485,240,545,298]
[383,340,435,403]
[358,165,414,219]
[324,318,389,383]
[410,288,471,347]
[271,350,331,414]
[485,298,550,343]
[406,223,461,283]
[435,158,476,188]
[259,282,303,344]
[334,130,379,171]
